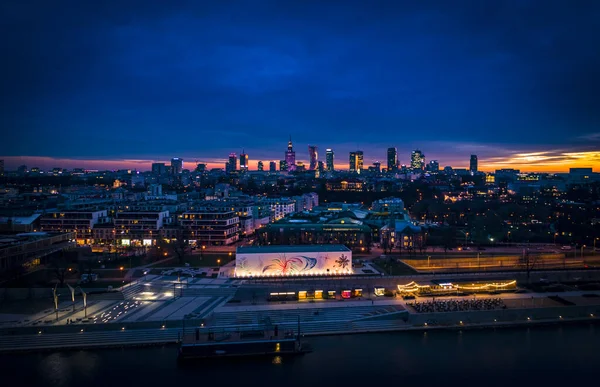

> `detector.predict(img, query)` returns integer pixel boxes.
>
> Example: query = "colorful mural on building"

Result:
[235,247,353,277]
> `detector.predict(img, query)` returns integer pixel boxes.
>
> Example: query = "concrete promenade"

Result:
[2,266,600,353]
[2,287,599,353]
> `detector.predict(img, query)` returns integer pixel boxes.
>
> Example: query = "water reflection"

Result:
[3,324,599,387]
[39,353,71,387]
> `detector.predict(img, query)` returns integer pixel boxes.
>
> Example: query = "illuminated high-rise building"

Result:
[350,151,363,173]
[257,161,264,171]
[279,160,288,171]
[170,158,183,174]
[240,150,249,171]
[226,153,237,173]
[317,161,325,174]
[470,154,478,172]
[387,147,397,172]
[349,152,357,173]
[410,150,425,171]
[356,151,364,172]
[0,159,4,176]
[308,145,318,170]
[285,136,296,171]
[269,161,277,172]
[325,149,334,171]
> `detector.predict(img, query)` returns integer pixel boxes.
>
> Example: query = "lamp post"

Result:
[78,287,87,318]
[478,252,481,271]
[427,255,431,267]
[67,283,75,312]
[554,233,558,245]
[52,285,59,321]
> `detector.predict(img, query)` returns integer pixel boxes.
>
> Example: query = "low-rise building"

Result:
[179,210,239,246]
[0,232,76,273]
[114,211,169,246]
[261,197,297,221]
[40,210,108,244]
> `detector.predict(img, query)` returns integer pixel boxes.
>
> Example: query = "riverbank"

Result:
[1,301,599,354]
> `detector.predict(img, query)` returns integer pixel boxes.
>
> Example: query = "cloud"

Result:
[577,132,600,142]
[482,150,600,172]
[1,1,600,162]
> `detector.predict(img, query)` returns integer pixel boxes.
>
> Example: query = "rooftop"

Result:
[236,244,351,254]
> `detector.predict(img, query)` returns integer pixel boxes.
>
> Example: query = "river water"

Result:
[2,324,599,387]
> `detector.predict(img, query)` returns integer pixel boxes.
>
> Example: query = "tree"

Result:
[523,250,539,283]
[169,229,190,265]
[441,227,456,256]
[49,252,69,287]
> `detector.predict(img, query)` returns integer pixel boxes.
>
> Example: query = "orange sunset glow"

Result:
[2,151,599,173]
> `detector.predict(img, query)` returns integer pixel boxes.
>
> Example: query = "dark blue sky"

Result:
[2,0,600,171]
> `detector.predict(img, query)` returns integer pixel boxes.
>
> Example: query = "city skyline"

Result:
[2,146,599,173]
[2,2,600,172]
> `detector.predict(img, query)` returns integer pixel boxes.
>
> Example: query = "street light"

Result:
[52,285,59,321]
[78,287,88,318]
[67,283,76,312]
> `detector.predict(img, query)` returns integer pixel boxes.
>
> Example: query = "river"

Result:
[2,323,599,387]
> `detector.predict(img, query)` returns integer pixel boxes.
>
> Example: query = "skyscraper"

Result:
[279,160,288,171]
[240,150,249,171]
[387,147,397,172]
[326,149,334,171]
[152,163,167,175]
[356,151,364,172]
[470,155,478,172]
[285,136,296,171]
[0,159,3,176]
[257,161,264,171]
[428,160,439,172]
[410,150,425,171]
[171,158,183,174]
[226,153,237,173]
[269,161,277,172]
[350,151,363,173]
[308,145,318,170]
[317,161,325,174]
[349,152,357,173]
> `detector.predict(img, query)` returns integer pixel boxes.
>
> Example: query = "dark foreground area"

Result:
[2,323,599,387]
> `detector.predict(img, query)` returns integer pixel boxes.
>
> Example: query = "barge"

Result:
[177,324,311,361]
